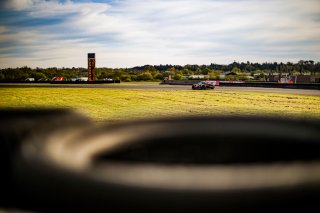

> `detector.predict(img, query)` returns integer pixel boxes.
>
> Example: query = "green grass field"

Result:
[1,86,320,122]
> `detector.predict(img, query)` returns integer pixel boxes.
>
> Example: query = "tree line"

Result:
[0,60,319,82]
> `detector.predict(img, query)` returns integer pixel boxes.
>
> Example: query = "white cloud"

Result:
[0,0,320,68]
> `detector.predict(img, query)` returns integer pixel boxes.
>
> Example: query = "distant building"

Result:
[25,78,35,82]
[70,77,88,82]
[267,75,279,82]
[88,53,96,81]
[189,75,209,79]
[295,75,320,83]
[266,73,289,82]
[267,74,320,83]
[78,77,88,81]
[253,73,262,80]
[219,71,237,79]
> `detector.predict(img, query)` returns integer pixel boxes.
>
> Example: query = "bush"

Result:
[225,75,237,81]
[137,72,153,81]
[238,75,249,81]
[31,72,47,81]
[181,77,189,80]
[130,74,138,81]
[154,73,163,80]
[0,72,4,81]
[120,75,132,82]
[209,75,220,80]
[174,74,182,80]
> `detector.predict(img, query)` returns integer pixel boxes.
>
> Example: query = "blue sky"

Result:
[0,0,319,68]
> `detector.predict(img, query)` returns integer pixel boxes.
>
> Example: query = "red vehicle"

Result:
[52,76,64,81]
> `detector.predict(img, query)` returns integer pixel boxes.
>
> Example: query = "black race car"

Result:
[192,81,215,90]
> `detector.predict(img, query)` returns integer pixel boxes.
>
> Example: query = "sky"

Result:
[0,0,319,68]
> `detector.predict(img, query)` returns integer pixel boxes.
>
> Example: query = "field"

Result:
[1,83,320,122]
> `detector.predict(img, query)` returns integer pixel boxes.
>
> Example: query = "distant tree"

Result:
[154,73,163,80]
[176,70,183,75]
[162,71,171,78]
[2,68,29,80]
[113,69,124,80]
[225,75,237,81]
[173,74,182,80]
[31,72,47,81]
[120,74,132,82]
[195,67,202,75]
[238,74,249,81]
[314,63,320,74]
[1,60,319,82]
[97,71,107,80]
[201,68,211,75]
[298,60,305,74]
[131,74,138,81]
[144,65,157,73]
[182,69,189,75]
[0,72,4,81]
[166,67,176,73]
[138,72,153,81]
[231,67,241,73]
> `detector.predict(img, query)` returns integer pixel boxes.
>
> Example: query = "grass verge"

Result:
[1,87,319,122]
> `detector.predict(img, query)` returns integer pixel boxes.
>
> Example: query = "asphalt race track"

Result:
[0,83,319,96]
[217,86,320,96]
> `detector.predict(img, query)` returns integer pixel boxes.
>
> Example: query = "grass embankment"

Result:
[0,87,320,122]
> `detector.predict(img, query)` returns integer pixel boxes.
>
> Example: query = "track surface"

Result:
[0,83,319,96]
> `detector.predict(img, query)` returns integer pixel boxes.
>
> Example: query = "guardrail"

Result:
[162,80,320,90]
[0,80,121,84]
[50,80,120,84]
[220,82,320,90]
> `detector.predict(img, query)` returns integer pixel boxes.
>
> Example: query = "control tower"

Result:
[88,53,96,81]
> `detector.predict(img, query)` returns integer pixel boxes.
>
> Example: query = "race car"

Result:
[192,81,215,90]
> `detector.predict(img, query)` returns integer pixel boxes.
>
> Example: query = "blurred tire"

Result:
[2,111,320,212]
[0,109,91,211]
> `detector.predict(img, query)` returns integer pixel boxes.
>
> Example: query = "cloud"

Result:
[3,0,35,10]
[0,0,320,68]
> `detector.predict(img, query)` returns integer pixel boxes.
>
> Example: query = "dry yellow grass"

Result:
[1,87,320,122]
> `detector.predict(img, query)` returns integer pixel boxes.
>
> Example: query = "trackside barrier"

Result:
[50,80,120,84]
[0,80,121,84]
[162,80,320,90]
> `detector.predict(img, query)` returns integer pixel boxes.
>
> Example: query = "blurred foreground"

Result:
[1,109,320,212]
